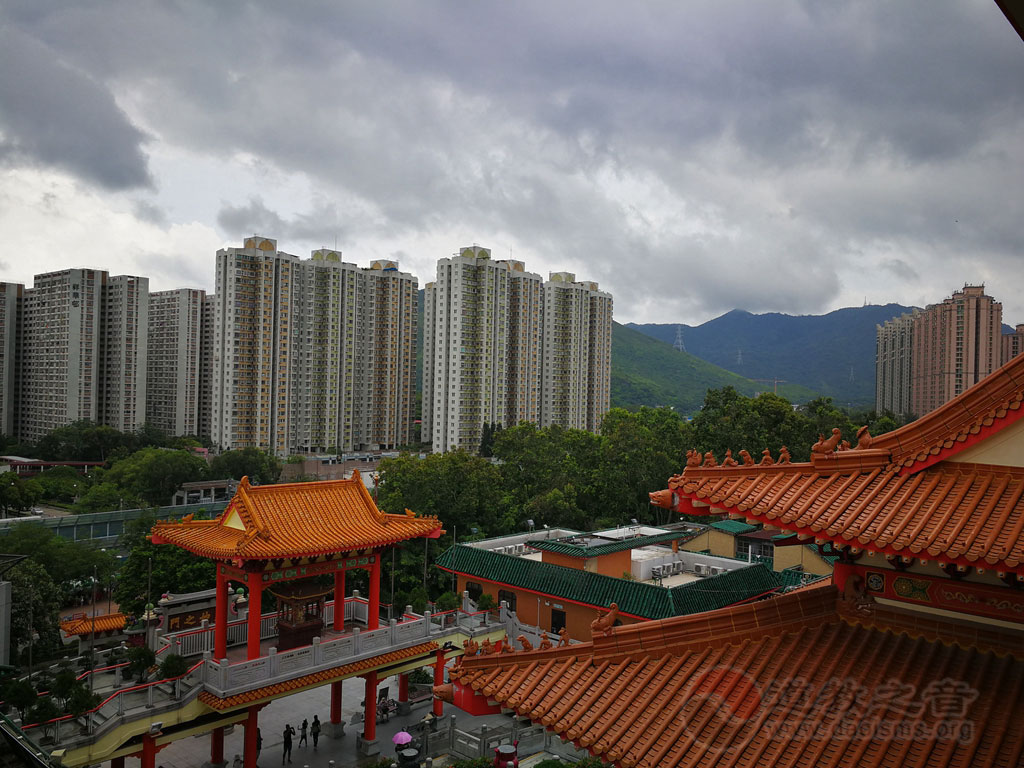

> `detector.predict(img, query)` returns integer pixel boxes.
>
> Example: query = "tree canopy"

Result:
[208,447,282,485]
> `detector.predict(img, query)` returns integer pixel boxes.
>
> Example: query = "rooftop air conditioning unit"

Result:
[709,566,722,576]
[693,563,707,576]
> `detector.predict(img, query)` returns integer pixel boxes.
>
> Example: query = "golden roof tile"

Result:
[150,475,442,560]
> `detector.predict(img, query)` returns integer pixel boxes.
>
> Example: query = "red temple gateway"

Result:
[150,473,442,768]
[442,351,1024,767]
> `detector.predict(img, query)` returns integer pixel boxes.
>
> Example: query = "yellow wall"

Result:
[457,574,638,642]
[947,415,1024,467]
[680,529,737,558]
[773,545,833,576]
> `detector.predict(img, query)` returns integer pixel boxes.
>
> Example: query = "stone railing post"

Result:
[388,618,397,646]
[200,619,210,652]
[352,627,361,655]
[461,590,472,612]
[219,658,229,690]
[479,725,487,757]
[268,647,278,677]
[423,610,432,637]
[312,636,322,666]
[147,684,155,708]
[449,715,457,749]
[202,651,212,683]
[405,604,414,617]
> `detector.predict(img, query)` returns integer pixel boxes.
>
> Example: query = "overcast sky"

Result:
[1,1,1022,325]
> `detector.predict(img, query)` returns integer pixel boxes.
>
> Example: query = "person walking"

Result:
[310,715,321,751]
[298,718,308,748]
[233,755,243,768]
[282,724,296,764]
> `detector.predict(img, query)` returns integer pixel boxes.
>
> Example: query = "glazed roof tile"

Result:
[672,461,1024,571]
[526,531,699,558]
[150,475,442,560]
[709,519,758,535]
[872,350,1024,469]
[437,545,782,619]
[449,587,1024,768]
[60,613,127,636]
[199,642,437,710]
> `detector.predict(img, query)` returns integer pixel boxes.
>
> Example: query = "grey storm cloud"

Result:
[1,0,1022,322]
[0,25,152,190]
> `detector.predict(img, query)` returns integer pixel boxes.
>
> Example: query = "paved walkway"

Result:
[98,673,520,768]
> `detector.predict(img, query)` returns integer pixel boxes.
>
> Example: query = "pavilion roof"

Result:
[150,475,442,561]
[659,351,1024,573]
[449,586,1024,768]
[60,612,127,636]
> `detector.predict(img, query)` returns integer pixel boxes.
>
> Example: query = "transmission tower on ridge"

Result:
[673,325,686,353]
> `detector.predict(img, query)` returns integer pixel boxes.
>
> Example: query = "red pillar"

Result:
[330,680,343,725]
[210,725,225,766]
[333,569,346,631]
[247,577,263,660]
[398,673,409,703]
[433,649,445,717]
[243,705,260,768]
[141,735,156,768]
[215,568,228,659]
[363,672,378,741]
[367,554,381,630]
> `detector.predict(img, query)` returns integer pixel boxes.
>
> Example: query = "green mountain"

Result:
[611,322,819,414]
[627,304,916,408]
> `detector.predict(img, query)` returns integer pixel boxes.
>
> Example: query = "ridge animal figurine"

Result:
[591,603,619,636]
[722,449,739,467]
[558,627,570,647]
[739,449,755,466]
[516,635,534,652]
[856,426,873,449]
[812,428,843,454]
[760,449,774,465]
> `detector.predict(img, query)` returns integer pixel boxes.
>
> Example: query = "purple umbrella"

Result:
[392,731,413,746]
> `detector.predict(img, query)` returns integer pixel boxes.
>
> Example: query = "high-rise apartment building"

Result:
[197,294,216,440]
[423,246,513,453]
[148,288,204,437]
[423,247,612,453]
[875,286,1003,420]
[1002,324,1024,365]
[506,263,543,427]
[212,236,417,456]
[584,281,613,432]
[911,285,1001,417]
[17,269,105,443]
[875,310,918,419]
[0,283,22,436]
[100,275,149,433]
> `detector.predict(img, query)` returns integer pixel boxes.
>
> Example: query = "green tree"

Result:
[50,668,78,711]
[33,466,87,504]
[72,481,130,514]
[66,684,100,717]
[114,514,216,617]
[2,678,37,721]
[104,447,208,507]
[0,473,42,518]
[36,420,127,461]
[209,448,282,485]
[2,522,116,595]
[8,560,62,667]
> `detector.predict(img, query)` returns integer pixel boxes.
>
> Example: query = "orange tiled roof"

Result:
[60,613,127,636]
[670,461,1024,571]
[199,641,438,710]
[449,588,1024,768]
[150,475,442,560]
[871,351,1024,470]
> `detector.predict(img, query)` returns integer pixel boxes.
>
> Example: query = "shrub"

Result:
[126,645,156,681]
[158,653,189,680]
[434,591,459,611]
[450,759,493,768]
[407,667,432,685]
[534,760,568,768]
[475,592,496,611]
[27,696,60,728]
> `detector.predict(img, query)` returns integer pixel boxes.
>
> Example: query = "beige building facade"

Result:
[148,288,205,437]
[212,236,417,456]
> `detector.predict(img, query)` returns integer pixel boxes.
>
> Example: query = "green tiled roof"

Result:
[778,568,831,591]
[526,531,700,558]
[710,520,758,535]
[436,545,783,620]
